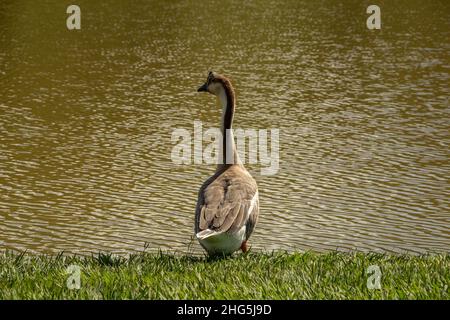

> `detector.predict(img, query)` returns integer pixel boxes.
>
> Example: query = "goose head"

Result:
[197,71,232,96]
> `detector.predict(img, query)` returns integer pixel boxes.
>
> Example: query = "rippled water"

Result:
[0,0,449,255]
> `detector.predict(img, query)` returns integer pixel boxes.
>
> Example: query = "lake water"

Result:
[0,0,449,255]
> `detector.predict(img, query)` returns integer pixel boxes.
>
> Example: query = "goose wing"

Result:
[195,168,259,238]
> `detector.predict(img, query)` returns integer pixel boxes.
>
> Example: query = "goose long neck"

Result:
[219,86,235,133]
[218,84,238,167]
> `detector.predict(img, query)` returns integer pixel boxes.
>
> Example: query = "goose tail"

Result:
[196,229,221,240]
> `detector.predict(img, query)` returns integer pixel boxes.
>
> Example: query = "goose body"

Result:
[195,71,259,256]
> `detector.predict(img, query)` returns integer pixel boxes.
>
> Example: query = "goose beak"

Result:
[197,83,208,92]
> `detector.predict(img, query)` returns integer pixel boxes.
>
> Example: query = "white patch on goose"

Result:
[247,190,259,219]
[197,226,246,255]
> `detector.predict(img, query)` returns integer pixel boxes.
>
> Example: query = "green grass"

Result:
[0,251,448,299]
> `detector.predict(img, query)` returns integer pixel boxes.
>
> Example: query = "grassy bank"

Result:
[0,251,448,299]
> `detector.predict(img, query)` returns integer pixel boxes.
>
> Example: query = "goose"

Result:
[195,71,259,256]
